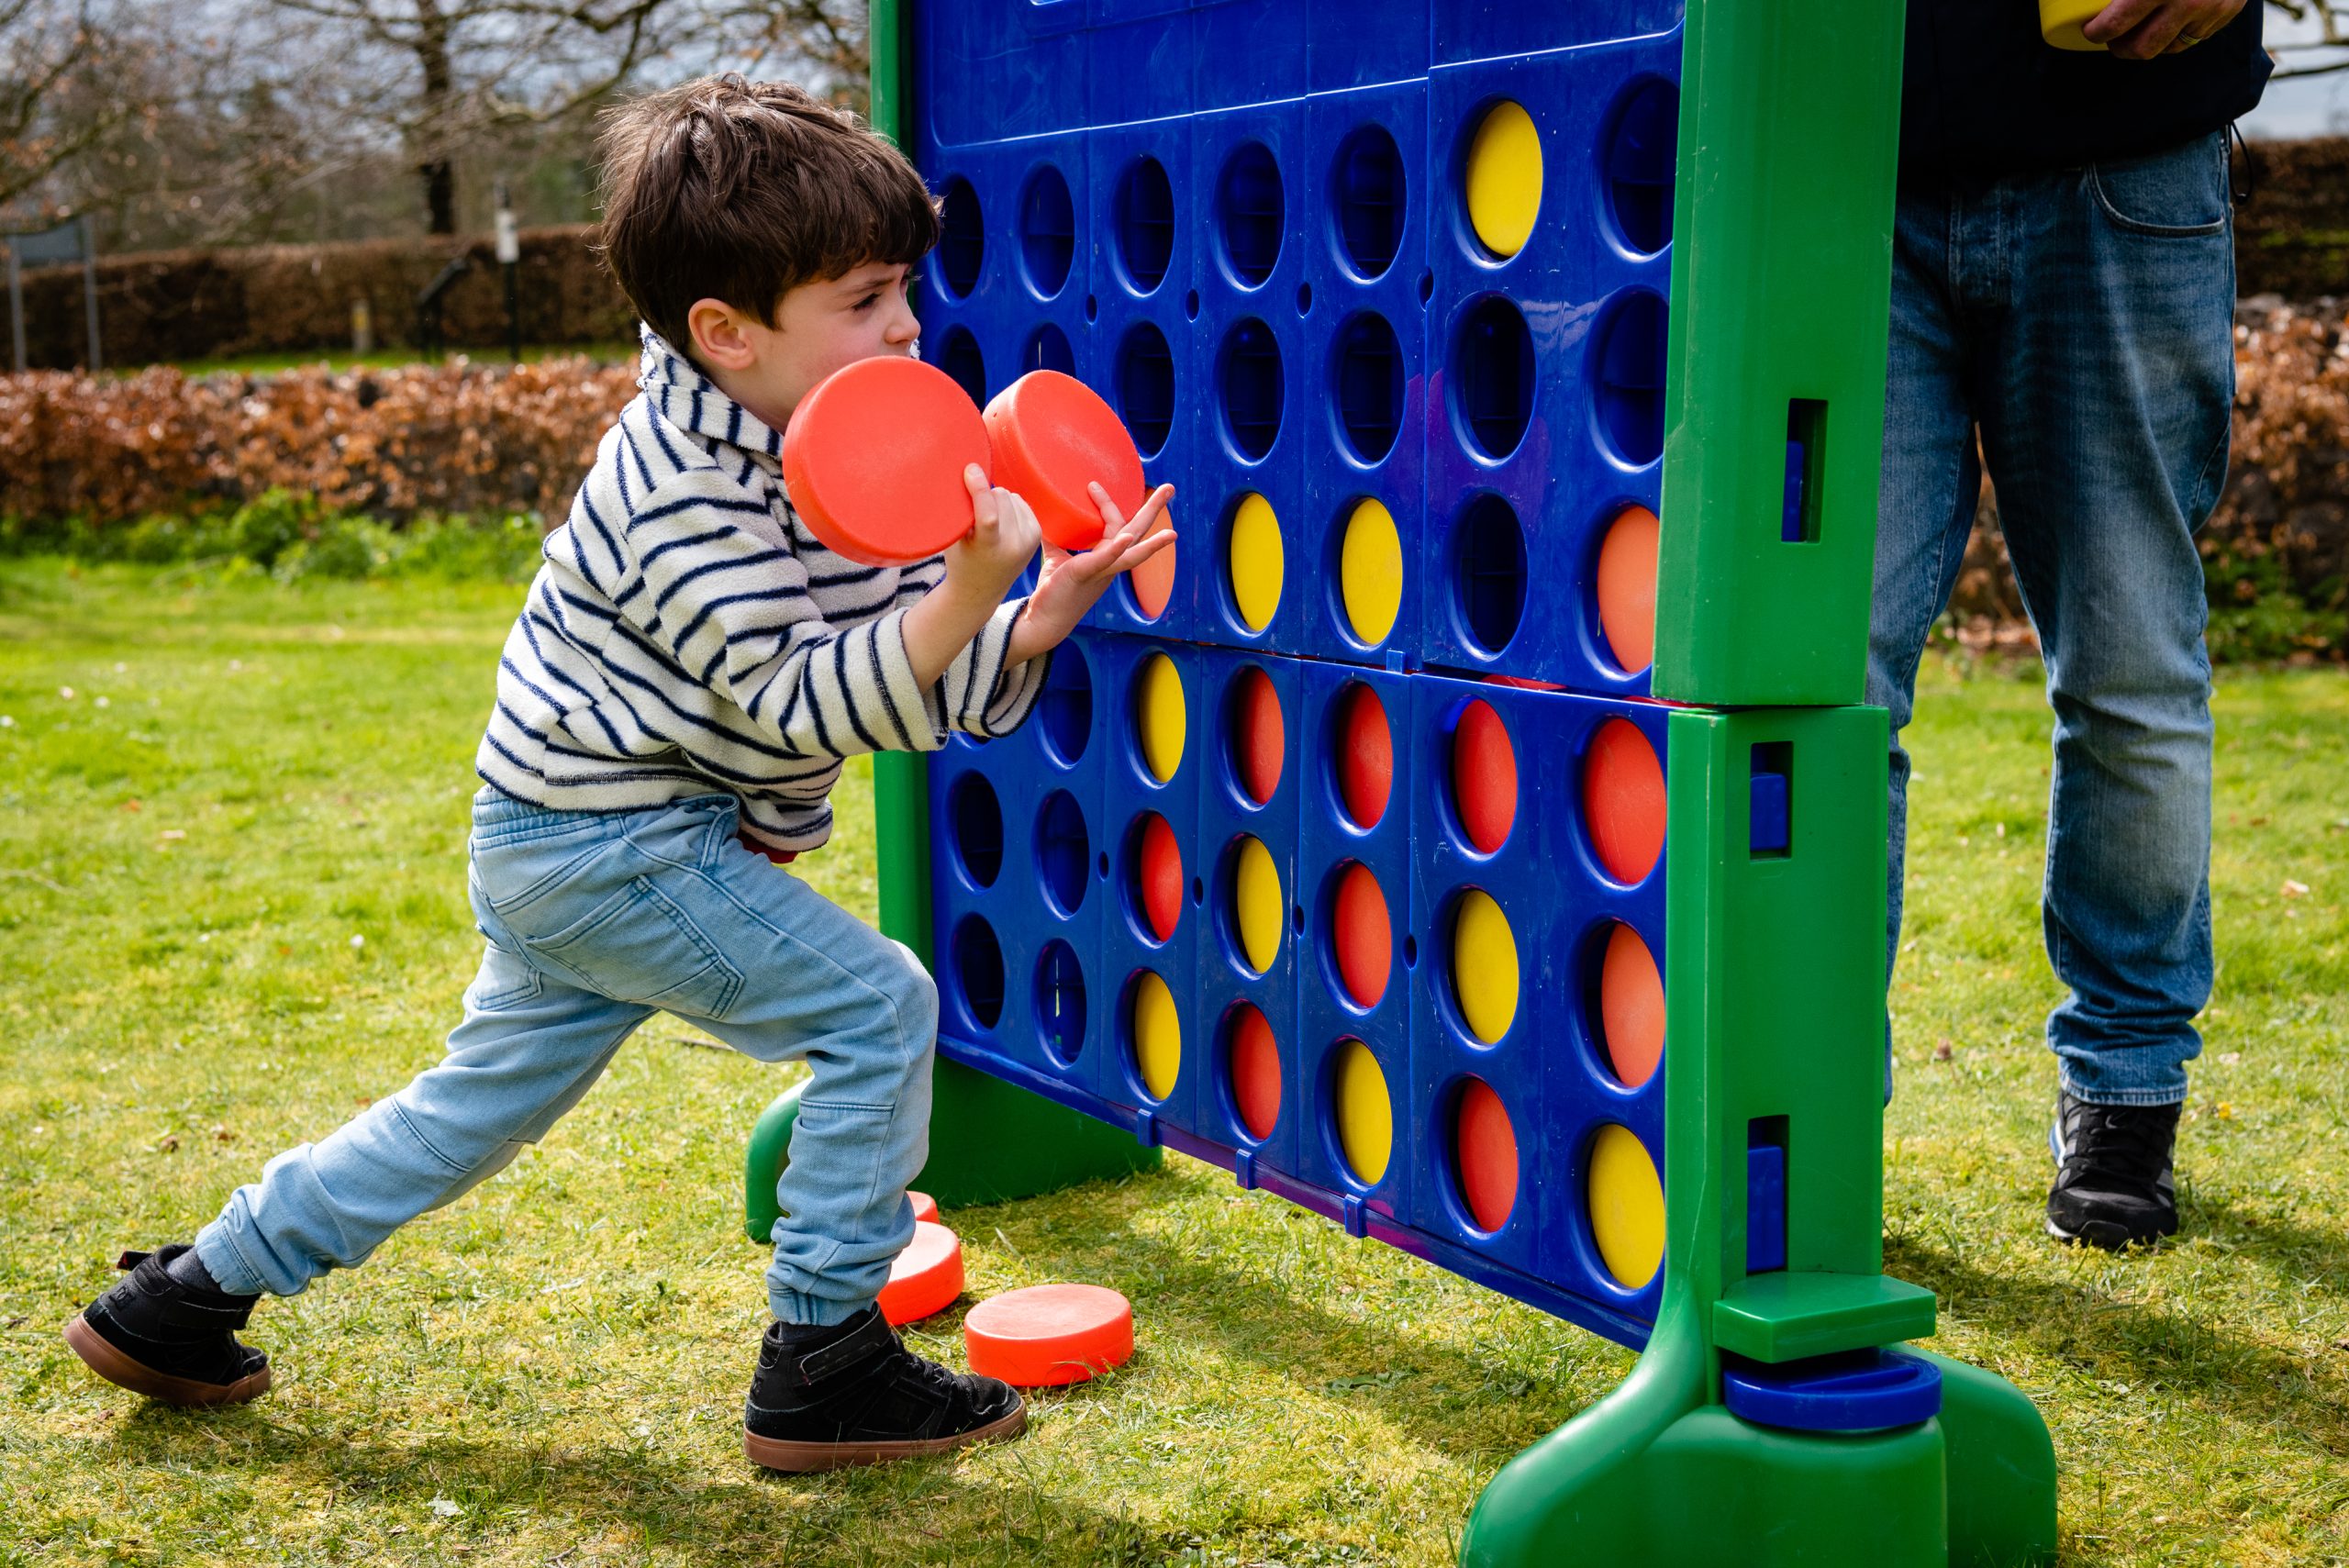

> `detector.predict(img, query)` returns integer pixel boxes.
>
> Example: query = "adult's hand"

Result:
[2081,0,2249,60]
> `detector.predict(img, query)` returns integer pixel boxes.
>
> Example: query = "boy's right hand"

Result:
[943,464,1042,607]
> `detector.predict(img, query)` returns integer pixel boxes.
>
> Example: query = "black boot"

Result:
[743,1305,1024,1473]
[63,1245,272,1407]
[2047,1091,2181,1251]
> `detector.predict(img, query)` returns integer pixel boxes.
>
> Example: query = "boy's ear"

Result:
[686,298,762,372]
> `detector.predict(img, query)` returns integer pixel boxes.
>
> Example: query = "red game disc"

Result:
[782,356,990,568]
[878,1219,964,1326]
[984,370,1147,552]
[963,1284,1135,1387]
[1452,699,1518,853]
[1454,1078,1520,1232]
[1583,718,1666,885]
[909,1189,939,1224]
[1335,684,1393,830]
[1230,666,1286,806]
[1135,812,1182,941]
[1331,862,1392,1009]
[1227,1003,1282,1140]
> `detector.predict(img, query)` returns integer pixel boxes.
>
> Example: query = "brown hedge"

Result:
[0,356,637,524]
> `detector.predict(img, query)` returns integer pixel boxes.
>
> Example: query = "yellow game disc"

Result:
[1136,651,1186,784]
[1465,101,1542,259]
[1339,497,1403,648]
[1588,1124,1664,1289]
[1130,970,1181,1101]
[1228,492,1283,634]
[1331,1039,1392,1186]
[1232,835,1283,975]
[1451,889,1518,1045]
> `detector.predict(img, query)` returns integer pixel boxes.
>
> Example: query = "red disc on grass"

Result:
[983,370,1147,552]
[1453,1078,1520,1232]
[878,1220,965,1326]
[1598,923,1665,1088]
[1334,684,1392,830]
[781,356,989,567]
[909,1189,939,1224]
[1227,1004,1282,1140]
[1331,862,1392,1009]
[963,1283,1135,1387]
[1230,666,1286,806]
[1135,812,1183,940]
[1583,718,1666,884]
[1451,699,1518,853]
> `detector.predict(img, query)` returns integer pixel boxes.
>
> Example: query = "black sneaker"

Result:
[2046,1091,2181,1251]
[743,1305,1025,1473]
[63,1245,273,1406]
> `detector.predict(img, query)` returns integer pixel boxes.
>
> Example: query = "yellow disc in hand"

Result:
[1451,889,1519,1044]
[1228,492,1283,634]
[1465,100,1542,259]
[1231,835,1282,975]
[1136,651,1186,784]
[1339,497,1403,648]
[1588,1124,1664,1289]
[1131,970,1181,1101]
[1332,1039,1393,1187]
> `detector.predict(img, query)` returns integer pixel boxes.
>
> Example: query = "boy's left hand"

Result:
[1006,482,1176,662]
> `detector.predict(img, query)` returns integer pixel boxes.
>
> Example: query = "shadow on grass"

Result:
[1889,1233,2349,1451]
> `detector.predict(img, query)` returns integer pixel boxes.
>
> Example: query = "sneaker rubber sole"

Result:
[742,1404,1027,1473]
[61,1316,273,1407]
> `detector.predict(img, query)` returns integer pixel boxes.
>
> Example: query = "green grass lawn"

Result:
[1,561,2343,1567]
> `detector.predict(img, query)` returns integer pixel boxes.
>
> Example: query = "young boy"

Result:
[63,75,1174,1473]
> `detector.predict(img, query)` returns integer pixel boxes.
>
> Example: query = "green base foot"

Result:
[744,1060,1161,1242]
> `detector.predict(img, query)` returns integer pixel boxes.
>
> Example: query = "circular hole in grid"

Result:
[948,773,1002,888]
[1126,810,1183,943]
[1451,698,1518,852]
[1023,323,1074,376]
[1583,717,1667,884]
[1596,505,1660,675]
[1185,289,1201,319]
[1453,1077,1520,1232]
[1601,79,1678,257]
[1590,921,1664,1089]
[1453,494,1527,657]
[1338,496,1403,649]
[1034,939,1086,1067]
[1331,123,1406,280]
[1453,295,1533,462]
[951,914,1004,1029]
[1036,789,1089,917]
[1116,322,1175,459]
[938,326,986,409]
[1331,681,1392,831]
[1332,311,1404,465]
[1587,1123,1664,1289]
[1329,861,1392,1010]
[937,176,984,299]
[1127,968,1181,1100]
[1225,492,1284,634]
[1464,99,1542,260]
[1218,317,1283,461]
[1449,888,1519,1045]
[1019,162,1075,296]
[1038,643,1092,765]
[1330,1038,1393,1186]
[1592,289,1668,468]
[1224,1003,1282,1141]
[1228,834,1283,976]
[1215,140,1285,286]
[1114,155,1174,294]
[1297,282,1313,315]
[1225,664,1286,807]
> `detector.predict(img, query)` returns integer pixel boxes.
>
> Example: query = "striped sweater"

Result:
[476,328,1047,853]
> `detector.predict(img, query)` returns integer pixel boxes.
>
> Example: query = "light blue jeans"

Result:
[195,788,936,1326]
[1874,132,2230,1106]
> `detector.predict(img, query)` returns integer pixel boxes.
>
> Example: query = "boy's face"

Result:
[685,261,922,433]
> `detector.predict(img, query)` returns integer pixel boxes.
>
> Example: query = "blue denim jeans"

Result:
[195,788,937,1325]
[1873,132,2230,1107]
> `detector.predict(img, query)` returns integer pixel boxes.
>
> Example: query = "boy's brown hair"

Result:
[596,75,939,357]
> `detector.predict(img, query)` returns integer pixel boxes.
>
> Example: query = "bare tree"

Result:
[262,0,691,234]
[0,0,145,215]
[2268,1,2349,77]
[718,1,868,111]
